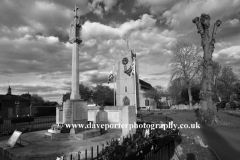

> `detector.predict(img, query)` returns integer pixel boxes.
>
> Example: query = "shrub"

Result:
[98,128,178,160]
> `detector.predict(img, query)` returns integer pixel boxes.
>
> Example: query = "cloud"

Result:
[216,46,240,59]
[0,84,57,94]
[84,71,109,84]
[88,0,119,18]
[118,3,126,15]
[82,14,157,41]
[136,0,180,15]
[229,19,239,26]
[161,0,240,33]
[0,0,239,101]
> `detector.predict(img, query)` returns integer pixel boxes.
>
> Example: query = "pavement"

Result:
[0,136,11,160]
[0,129,122,160]
[167,110,240,160]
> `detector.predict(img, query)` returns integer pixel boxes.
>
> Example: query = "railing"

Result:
[0,116,55,136]
[58,130,177,160]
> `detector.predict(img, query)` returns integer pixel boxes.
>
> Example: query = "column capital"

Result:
[69,5,82,44]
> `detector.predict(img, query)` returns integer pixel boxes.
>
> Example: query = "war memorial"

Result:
[0,1,237,160]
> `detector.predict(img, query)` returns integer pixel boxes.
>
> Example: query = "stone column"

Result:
[71,42,80,99]
[69,5,81,100]
[62,5,88,130]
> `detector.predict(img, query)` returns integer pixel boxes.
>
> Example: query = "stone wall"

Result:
[170,103,200,110]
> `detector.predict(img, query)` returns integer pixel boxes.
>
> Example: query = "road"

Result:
[167,110,240,160]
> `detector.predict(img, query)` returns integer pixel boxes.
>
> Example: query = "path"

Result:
[167,110,240,160]
[0,136,11,160]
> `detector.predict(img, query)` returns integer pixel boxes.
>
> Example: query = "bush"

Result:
[98,128,178,160]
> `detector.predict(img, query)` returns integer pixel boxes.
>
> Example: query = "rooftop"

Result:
[0,86,30,102]
[139,79,152,90]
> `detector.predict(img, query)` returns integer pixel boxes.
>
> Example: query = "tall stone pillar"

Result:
[62,5,88,128]
[69,5,81,100]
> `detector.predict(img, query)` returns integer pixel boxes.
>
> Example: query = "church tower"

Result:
[116,54,140,109]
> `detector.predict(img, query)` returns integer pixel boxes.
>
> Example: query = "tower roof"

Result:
[0,95,30,101]
[0,86,30,101]
[6,86,11,95]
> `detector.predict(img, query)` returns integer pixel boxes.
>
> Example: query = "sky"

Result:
[0,0,240,103]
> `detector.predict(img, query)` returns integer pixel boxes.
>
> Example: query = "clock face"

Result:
[122,57,128,65]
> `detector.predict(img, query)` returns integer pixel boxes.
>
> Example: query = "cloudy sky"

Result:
[0,0,240,103]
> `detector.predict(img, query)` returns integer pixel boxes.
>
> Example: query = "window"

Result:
[123,96,130,106]
[125,86,127,92]
[145,99,149,106]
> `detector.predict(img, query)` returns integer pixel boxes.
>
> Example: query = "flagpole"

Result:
[113,64,116,107]
[134,54,137,114]
[134,46,137,114]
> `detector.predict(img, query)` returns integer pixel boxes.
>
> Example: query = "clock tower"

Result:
[116,54,140,108]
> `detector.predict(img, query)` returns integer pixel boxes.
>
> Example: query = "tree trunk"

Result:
[188,85,193,110]
[193,14,221,124]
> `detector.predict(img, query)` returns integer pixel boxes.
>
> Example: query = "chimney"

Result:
[6,86,11,95]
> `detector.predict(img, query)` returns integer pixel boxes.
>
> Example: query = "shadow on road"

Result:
[200,124,240,160]
[186,153,196,160]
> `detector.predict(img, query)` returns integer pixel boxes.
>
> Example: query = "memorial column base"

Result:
[62,99,88,133]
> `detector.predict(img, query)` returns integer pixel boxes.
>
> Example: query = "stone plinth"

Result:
[48,129,61,134]
[121,105,136,136]
[56,106,63,124]
[45,129,101,140]
[63,99,88,125]
[88,105,136,136]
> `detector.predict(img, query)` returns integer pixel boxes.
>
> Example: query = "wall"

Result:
[88,105,136,136]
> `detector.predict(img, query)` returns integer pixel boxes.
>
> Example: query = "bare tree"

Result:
[143,85,165,109]
[170,41,202,109]
[212,62,239,103]
[193,13,221,124]
[168,78,183,105]
[218,65,239,101]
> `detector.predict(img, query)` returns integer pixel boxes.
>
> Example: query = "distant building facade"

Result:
[0,86,31,118]
[139,79,155,109]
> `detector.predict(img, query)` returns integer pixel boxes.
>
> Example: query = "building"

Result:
[0,86,31,118]
[31,101,58,116]
[116,54,154,110]
[139,79,154,109]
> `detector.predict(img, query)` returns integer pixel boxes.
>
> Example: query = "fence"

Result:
[0,116,55,136]
[60,130,177,160]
